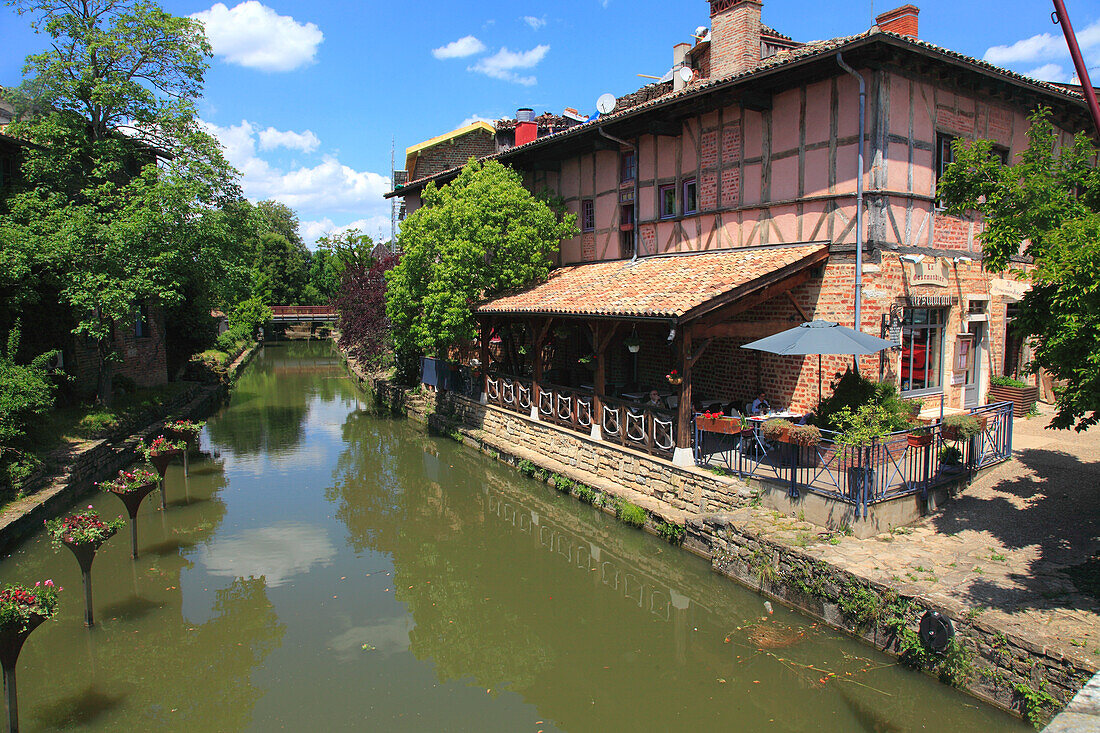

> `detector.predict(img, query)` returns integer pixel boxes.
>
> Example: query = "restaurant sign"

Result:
[908,258,950,287]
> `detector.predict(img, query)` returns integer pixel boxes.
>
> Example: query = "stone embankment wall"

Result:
[357,367,752,520]
[685,516,1094,724]
[0,342,261,556]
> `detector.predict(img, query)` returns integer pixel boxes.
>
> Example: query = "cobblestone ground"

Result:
[720,405,1100,668]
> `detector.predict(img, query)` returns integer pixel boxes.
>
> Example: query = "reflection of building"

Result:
[388,1,1093,431]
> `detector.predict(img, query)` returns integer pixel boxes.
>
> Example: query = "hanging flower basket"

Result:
[45,508,124,553]
[0,582,60,637]
[624,335,642,354]
[162,419,204,447]
[141,435,186,477]
[666,369,683,386]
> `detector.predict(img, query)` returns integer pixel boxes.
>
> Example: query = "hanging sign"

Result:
[990,278,1030,300]
[909,257,950,287]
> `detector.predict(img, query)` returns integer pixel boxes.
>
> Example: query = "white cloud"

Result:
[469,45,550,85]
[522,15,546,30]
[192,1,323,72]
[1024,63,1069,83]
[984,19,1100,70]
[301,216,393,244]
[200,522,335,587]
[258,126,320,153]
[432,35,487,60]
[201,118,392,245]
[459,114,495,127]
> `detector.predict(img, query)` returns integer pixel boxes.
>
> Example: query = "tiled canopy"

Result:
[477,243,828,322]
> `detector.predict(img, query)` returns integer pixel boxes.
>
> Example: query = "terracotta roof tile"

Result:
[477,243,828,321]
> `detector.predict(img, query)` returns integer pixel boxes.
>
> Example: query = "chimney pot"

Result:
[708,0,763,78]
[875,4,919,39]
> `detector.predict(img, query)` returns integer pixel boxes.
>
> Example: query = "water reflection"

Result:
[200,522,336,587]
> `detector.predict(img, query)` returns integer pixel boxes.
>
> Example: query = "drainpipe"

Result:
[1052,0,1100,138]
[836,52,866,333]
[598,127,640,261]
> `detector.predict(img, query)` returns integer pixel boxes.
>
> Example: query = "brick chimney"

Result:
[709,0,763,78]
[875,5,919,39]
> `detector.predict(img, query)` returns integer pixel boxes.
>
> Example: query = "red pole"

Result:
[1052,0,1100,138]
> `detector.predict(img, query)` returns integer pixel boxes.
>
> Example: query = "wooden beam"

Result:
[689,338,712,363]
[597,321,623,352]
[786,291,810,321]
[691,268,814,329]
[676,329,693,449]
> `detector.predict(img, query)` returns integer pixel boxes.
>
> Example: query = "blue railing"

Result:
[694,402,1014,516]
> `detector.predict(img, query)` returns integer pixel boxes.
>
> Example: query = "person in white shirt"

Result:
[750,392,770,416]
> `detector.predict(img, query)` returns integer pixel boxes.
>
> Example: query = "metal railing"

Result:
[694,402,1014,516]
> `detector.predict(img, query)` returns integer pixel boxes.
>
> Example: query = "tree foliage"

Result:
[3,0,243,402]
[939,109,1100,430]
[385,160,577,362]
[334,250,399,370]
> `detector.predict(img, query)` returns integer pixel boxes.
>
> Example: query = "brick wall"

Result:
[412,128,496,180]
[71,306,168,393]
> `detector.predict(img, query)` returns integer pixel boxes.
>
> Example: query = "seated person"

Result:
[750,392,770,416]
[645,390,664,408]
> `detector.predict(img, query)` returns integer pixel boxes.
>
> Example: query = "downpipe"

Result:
[836,52,866,333]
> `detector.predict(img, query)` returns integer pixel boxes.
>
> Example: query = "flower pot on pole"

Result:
[100,469,159,559]
[142,436,185,510]
[162,420,204,476]
[0,582,60,733]
[46,509,123,628]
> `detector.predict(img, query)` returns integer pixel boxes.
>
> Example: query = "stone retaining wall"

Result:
[0,342,261,556]
[685,515,1094,725]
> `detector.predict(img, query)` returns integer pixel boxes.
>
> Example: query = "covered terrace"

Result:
[474,242,830,466]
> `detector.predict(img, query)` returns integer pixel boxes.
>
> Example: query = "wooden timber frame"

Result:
[475,246,829,465]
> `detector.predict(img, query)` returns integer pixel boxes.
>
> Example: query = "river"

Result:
[0,341,1025,731]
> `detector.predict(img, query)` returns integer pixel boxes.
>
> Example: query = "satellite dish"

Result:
[678,66,694,83]
[694,26,708,37]
[596,93,617,115]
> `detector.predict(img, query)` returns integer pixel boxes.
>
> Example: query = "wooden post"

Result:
[674,324,694,466]
[591,322,605,440]
[530,318,551,420]
[478,320,491,404]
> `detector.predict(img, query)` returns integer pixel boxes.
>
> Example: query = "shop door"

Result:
[963,323,984,408]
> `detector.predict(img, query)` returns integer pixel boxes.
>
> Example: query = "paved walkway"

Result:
[718,405,1100,669]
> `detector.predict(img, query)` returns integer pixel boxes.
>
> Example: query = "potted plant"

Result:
[45,508,124,627]
[624,333,642,354]
[761,418,794,443]
[99,468,159,558]
[941,414,982,442]
[939,445,964,472]
[552,325,572,340]
[666,369,683,386]
[988,375,1040,417]
[907,425,934,448]
[577,354,596,371]
[789,424,821,447]
[0,580,60,732]
[141,435,185,509]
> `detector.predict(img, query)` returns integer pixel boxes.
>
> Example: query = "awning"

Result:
[476,242,829,324]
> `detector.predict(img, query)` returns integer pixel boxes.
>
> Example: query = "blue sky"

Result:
[2,0,1098,246]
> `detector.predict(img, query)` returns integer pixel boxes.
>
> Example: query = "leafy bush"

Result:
[0,326,57,458]
[617,502,646,528]
[815,369,915,432]
[575,486,596,504]
[939,445,964,466]
[788,424,821,447]
[658,522,685,545]
[990,374,1030,388]
[833,403,906,446]
[942,414,982,439]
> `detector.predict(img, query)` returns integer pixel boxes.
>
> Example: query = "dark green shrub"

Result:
[517,459,536,477]
[658,522,685,545]
[576,486,596,504]
[815,369,914,432]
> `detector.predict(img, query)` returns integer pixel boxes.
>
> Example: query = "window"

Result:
[581,199,595,231]
[659,184,676,220]
[991,145,1010,165]
[620,203,634,228]
[620,150,636,184]
[134,305,150,339]
[899,307,946,394]
[935,133,956,209]
[683,178,698,214]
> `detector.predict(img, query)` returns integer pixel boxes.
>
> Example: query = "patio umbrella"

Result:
[741,320,897,403]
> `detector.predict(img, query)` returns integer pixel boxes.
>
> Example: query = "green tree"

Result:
[250,232,308,305]
[386,160,577,368]
[4,0,242,403]
[939,109,1100,430]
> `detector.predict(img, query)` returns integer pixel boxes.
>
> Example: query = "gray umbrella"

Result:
[741,320,897,402]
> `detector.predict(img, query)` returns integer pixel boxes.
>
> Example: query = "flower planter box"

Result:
[697,416,739,434]
[989,384,1039,418]
[942,416,987,441]
[908,433,933,448]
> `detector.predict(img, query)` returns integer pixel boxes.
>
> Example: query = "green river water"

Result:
[0,341,1026,731]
